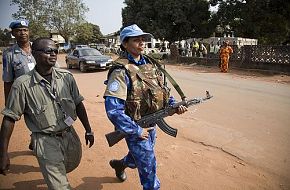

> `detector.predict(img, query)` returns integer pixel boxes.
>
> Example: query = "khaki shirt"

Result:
[2,67,84,133]
[104,68,128,101]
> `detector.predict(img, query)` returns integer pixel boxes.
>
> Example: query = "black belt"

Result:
[35,127,71,137]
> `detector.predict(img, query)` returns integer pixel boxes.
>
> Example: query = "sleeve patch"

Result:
[108,80,120,92]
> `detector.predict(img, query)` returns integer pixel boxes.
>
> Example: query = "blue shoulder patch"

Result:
[109,80,120,92]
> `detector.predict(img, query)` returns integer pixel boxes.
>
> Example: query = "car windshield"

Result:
[76,45,88,48]
[79,49,102,56]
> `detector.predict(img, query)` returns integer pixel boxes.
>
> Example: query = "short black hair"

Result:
[120,37,129,51]
[32,37,53,50]
[120,44,126,51]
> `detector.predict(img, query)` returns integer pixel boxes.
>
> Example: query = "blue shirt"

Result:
[2,43,36,82]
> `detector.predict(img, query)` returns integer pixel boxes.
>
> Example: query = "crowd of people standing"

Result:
[177,40,208,58]
[176,39,234,73]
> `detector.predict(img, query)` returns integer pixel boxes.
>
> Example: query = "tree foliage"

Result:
[46,0,88,42]
[0,29,11,46]
[74,23,103,44]
[10,0,50,40]
[213,0,290,44]
[122,0,289,44]
[11,0,89,42]
[122,0,212,43]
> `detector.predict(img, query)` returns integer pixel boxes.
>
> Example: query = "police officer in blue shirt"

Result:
[2,19,36,150]
[2,19,36,103]
[104,24,187,190]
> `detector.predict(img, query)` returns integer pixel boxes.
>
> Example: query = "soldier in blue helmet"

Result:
[104,24,187,190]
[2,19,36,150]
[2,19,36,102]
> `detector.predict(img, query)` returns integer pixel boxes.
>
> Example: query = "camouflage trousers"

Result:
[123,128,160,190]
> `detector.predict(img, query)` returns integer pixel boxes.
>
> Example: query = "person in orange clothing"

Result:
[219,40,233,72]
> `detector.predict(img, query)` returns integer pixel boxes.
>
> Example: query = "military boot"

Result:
[109,159,127,182]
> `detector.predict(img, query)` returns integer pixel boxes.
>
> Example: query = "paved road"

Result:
[166,66,290,177]
[61,56,290,176]
[1,54,289,189]
[59,56,290,181]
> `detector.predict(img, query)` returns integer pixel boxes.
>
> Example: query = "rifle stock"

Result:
[105,130,127,147]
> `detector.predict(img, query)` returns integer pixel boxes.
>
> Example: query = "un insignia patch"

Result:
[109,81,120,92]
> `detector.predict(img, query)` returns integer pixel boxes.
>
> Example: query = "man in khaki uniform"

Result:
[0,38,94,189]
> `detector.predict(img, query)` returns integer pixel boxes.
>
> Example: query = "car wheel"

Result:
[79,62,86,72]
[66,60,72,69]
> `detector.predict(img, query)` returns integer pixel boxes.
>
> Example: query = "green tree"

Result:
[0,29,11,46]
[91,24,103,43]
[11,0,89,42]
[214,0,290,44]
[122,0,212,43]
[74,23,103,44]
[46,0,88,43]
[11,0,50,40]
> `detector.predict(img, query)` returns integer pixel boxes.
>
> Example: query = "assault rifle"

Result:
[105,91,213,147]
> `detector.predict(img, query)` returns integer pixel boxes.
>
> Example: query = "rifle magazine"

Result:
[156,119,178,137]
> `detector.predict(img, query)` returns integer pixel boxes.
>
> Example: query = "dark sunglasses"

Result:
[34,48,59,55]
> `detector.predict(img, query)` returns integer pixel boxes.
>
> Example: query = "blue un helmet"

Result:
[9,19,29,29]
[120,24,152,44]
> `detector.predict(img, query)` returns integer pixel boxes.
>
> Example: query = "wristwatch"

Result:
[85,131,94,136]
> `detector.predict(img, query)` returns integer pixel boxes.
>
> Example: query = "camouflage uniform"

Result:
[104,56,170,190]
[2,67,83,189]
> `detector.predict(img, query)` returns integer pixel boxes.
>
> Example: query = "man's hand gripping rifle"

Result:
[105,91,213,147]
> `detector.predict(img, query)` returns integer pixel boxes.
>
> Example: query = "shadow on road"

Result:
[183,64,285,77]
[0,179,46,190]
[75,176,121,190]
[9,150,33,158]
[5,151,40,175]
[8,164,40,175]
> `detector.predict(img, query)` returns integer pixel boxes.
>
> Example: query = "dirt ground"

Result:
[0,54,289,190]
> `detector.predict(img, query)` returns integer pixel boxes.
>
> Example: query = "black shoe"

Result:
[109,159,127,182]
